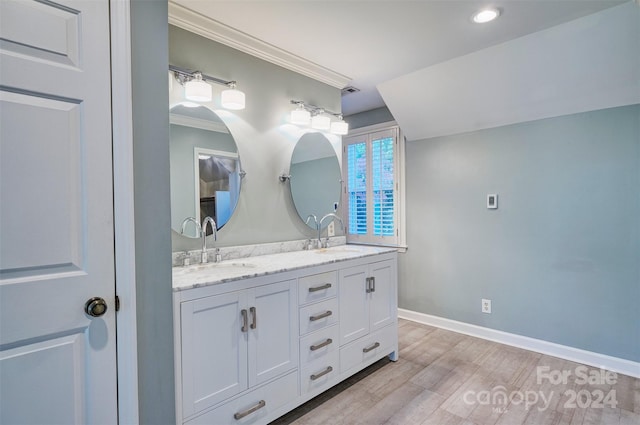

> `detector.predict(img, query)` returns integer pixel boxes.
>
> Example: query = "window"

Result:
[342,124,405,248]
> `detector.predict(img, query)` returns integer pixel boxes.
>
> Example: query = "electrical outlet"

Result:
[327,221,335,237]
[482,299,492,314]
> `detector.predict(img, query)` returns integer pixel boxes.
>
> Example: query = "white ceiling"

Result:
[171,0,628,116]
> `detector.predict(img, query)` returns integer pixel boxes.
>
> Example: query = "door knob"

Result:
[85,297,108,317]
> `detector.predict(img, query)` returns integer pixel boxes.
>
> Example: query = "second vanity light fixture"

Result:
[170,65,246,110]
[290,100,349,135]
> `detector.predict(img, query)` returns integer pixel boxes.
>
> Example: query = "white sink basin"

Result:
[173,261,256,275]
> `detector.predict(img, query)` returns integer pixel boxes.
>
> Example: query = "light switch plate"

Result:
[487,194,498,209]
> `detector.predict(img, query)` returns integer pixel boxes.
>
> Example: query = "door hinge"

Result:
[115,295,120,312]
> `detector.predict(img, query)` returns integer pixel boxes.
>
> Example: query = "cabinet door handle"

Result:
[240,309,248,332]
[250,306,257,329]
[365,277,372,293]
[309,283,332,293]
[363,342,380,353]
[309,310,332,322]
[310,338,333,351]
[310,366,333,381]
[233,400,266,420]
[371,276,376,293]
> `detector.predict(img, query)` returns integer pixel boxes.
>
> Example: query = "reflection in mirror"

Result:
[290,132,342,229]
[170,105,242,238]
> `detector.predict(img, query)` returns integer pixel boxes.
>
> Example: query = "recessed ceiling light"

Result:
[472,8,500,24]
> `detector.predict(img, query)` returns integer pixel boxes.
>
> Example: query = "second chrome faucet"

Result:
[201,216,218,263]
[318,213,344,248]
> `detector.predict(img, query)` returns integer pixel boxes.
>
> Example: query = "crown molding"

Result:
[168,2,352,89]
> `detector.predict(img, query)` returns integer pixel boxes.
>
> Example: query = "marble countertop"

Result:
[172,244,397,291]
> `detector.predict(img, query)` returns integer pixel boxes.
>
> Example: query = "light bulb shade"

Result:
[311,114,331,130]
[291,108,311,125]
[185,79,212,102]
[330,120,349,135]
[221,88,246,110]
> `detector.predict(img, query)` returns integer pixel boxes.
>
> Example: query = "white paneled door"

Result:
[0,0,117,423]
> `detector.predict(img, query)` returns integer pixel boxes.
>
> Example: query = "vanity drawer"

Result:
[299,324,339,366]
[299,297,338,335]
[185,371,298,425]
[300,350,339,396]
[298,271,337,305]
[339,325,396,375]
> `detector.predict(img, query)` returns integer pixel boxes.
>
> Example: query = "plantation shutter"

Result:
[343,128,399,246]
[347,141,368,235]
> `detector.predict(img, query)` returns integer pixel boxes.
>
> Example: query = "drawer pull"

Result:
[363,342,380,353]
[365,277,372,293]
[310,366,333,381]
[233,400,266,420]
[309,310,332,322]
[240,309,248,332]
[310,338,333,351]
[250,306,257,330]
[309,283,332,293]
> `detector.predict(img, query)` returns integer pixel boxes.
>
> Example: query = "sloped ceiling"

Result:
[378,2,640,141]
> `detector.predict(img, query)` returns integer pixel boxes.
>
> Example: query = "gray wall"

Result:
[130,1,175,423]
[169,26,342,252]
[346,106,395,130]
[400,104,640,362]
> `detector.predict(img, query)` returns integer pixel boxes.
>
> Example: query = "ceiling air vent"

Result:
[341,86,360,96]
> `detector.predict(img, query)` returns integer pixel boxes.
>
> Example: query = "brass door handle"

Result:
[85,297,107,317]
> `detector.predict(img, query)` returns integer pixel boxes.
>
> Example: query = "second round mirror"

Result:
[289,132,341,229]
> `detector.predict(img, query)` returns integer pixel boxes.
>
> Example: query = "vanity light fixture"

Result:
[221,82,245,110]
[291,102,311,125]
[170,65,246,110]
[290,100,349,135]
[330,116,349,135]
[311,109,331,131]
[472,7,500,23]
[184,72,212,102]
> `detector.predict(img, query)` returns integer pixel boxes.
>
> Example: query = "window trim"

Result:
[341,121,407,251]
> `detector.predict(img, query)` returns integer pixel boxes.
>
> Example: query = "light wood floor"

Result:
[272,319,640,425]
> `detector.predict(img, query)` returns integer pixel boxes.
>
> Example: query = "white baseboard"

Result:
[398,308,640,379]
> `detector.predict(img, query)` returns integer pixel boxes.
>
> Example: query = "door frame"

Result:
[110,0,139,422]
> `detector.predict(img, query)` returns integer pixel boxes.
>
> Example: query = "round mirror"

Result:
[290,132,342,229]
[170,105,242,238]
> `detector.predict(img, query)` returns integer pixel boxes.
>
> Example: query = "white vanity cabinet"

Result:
[176,279,298,422]
[338,259,398,374]
[173,247,397,425]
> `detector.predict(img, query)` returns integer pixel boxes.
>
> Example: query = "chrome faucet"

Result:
[201,216,218,263]
[319,213,344,248]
